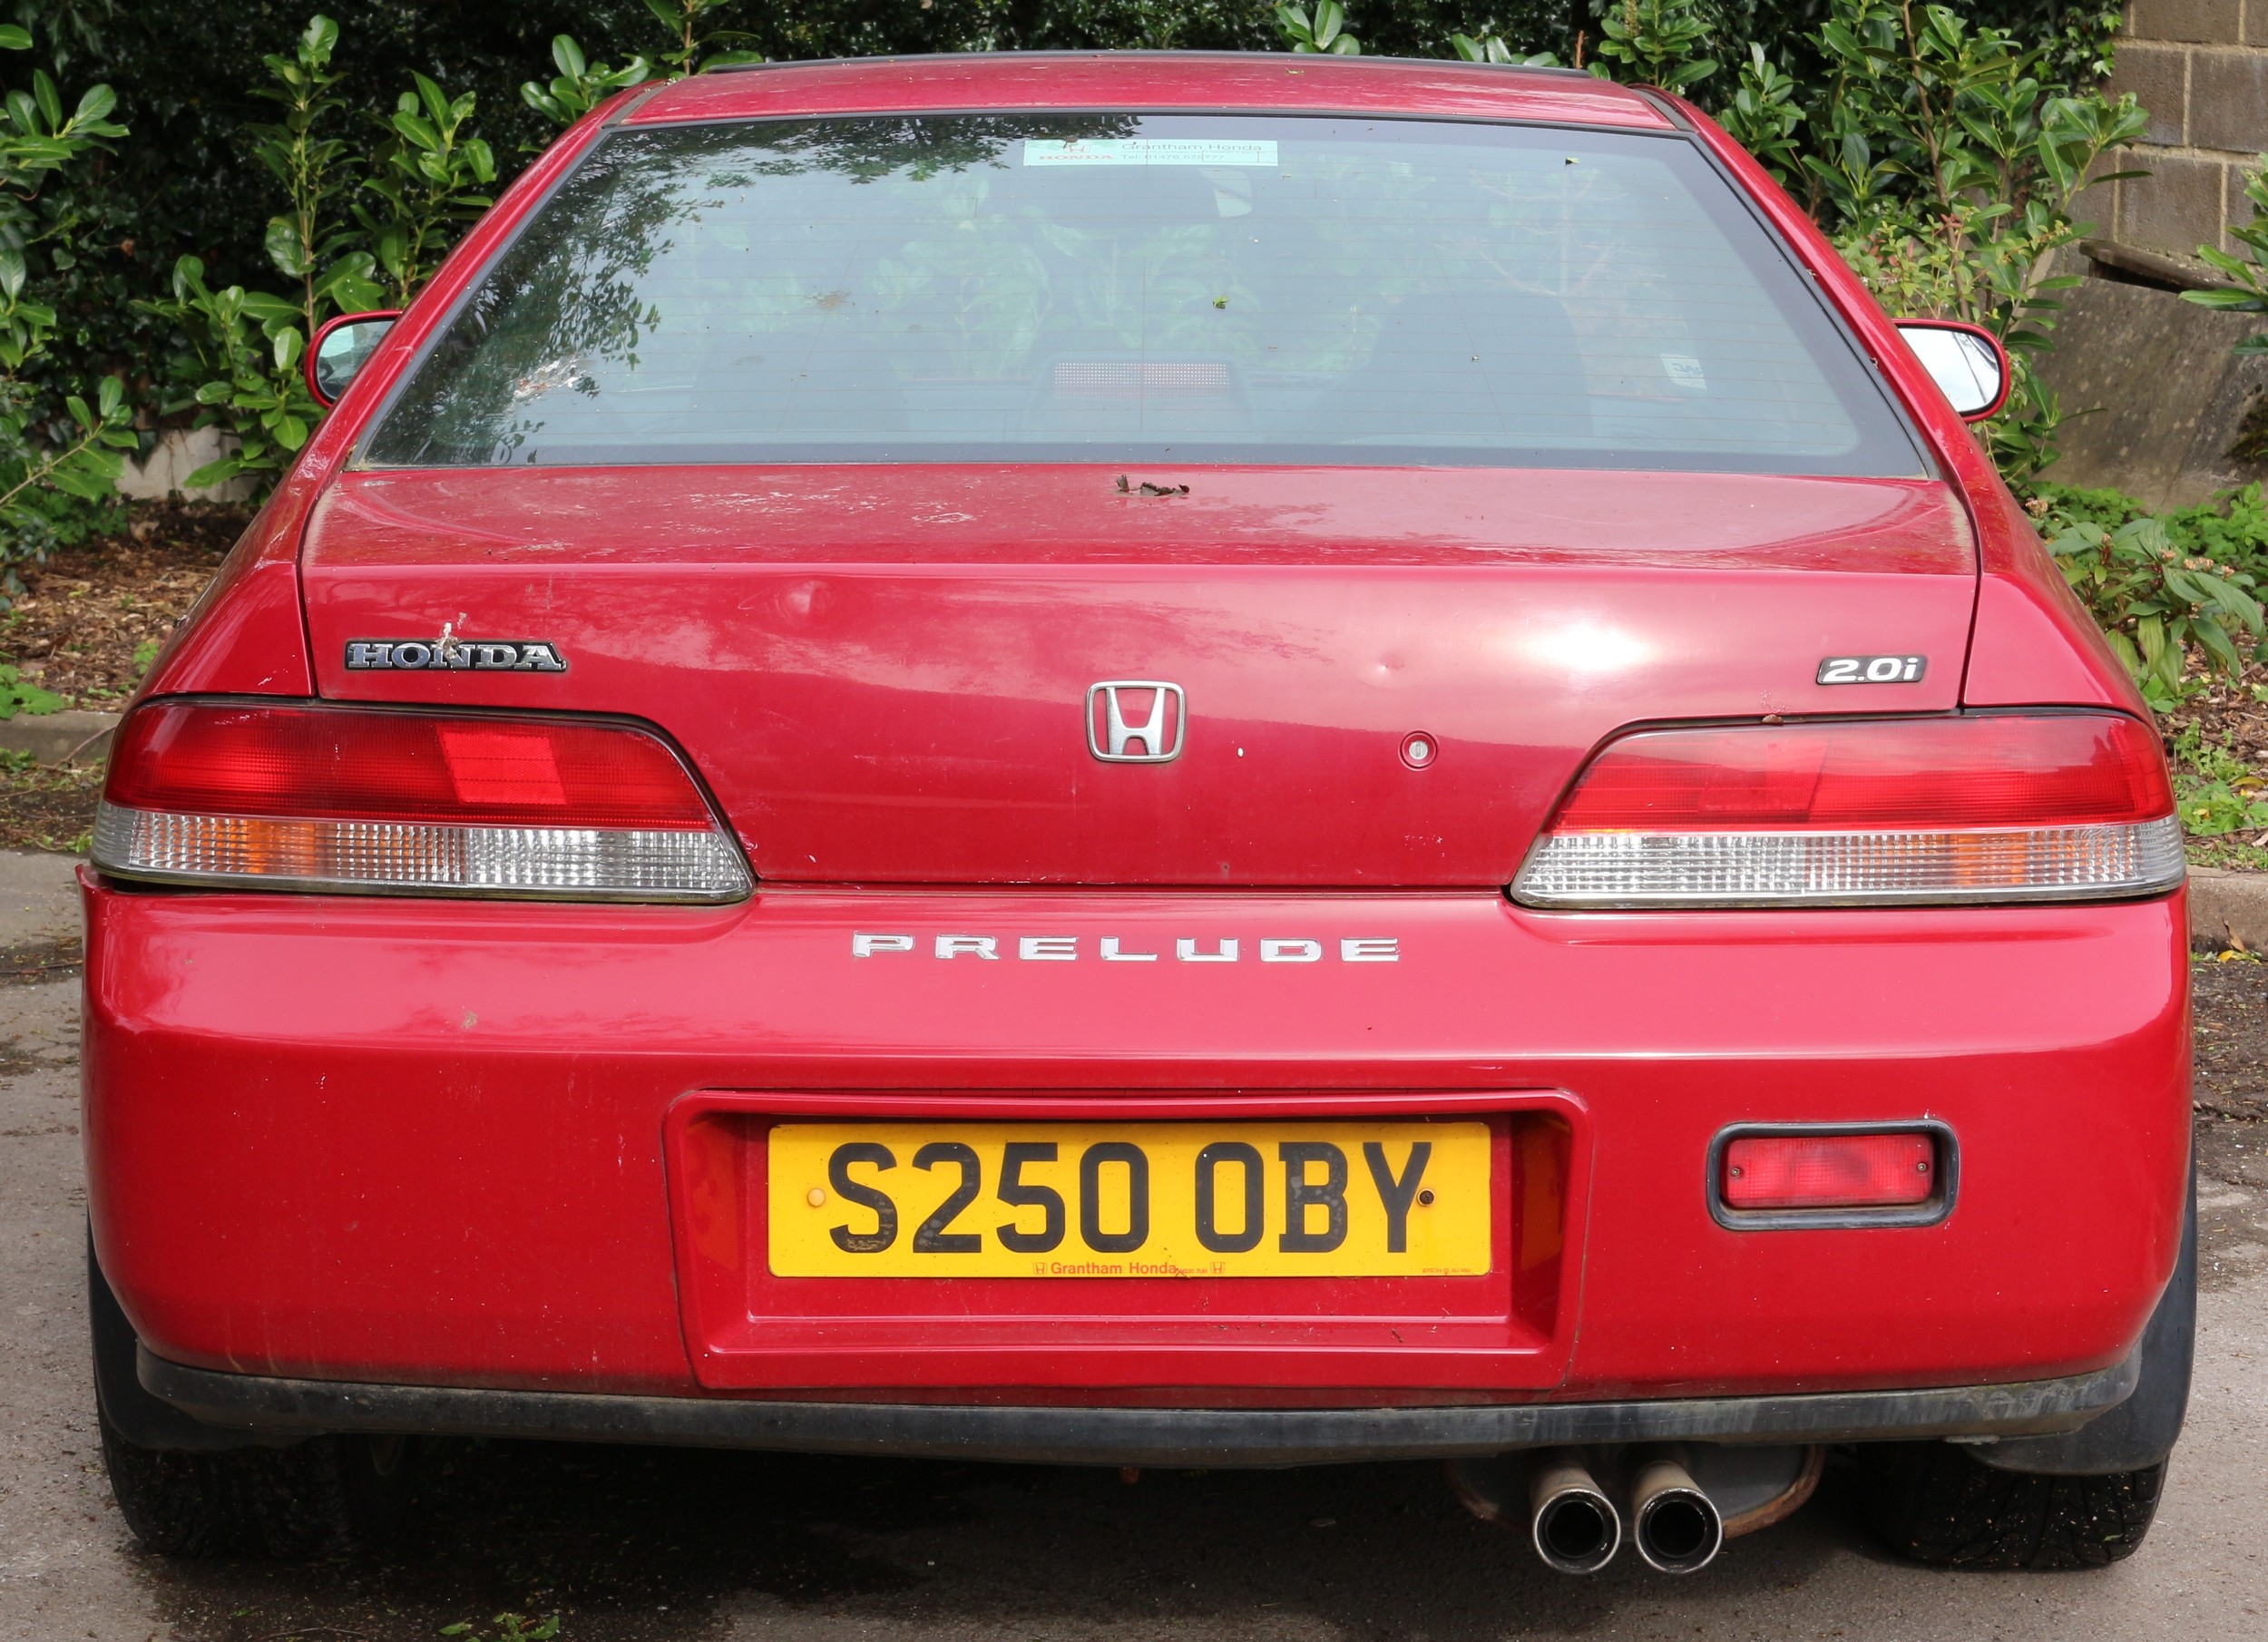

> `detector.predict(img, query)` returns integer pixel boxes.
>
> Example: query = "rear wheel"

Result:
[1860,1442,2165,1569]
[99,1412,415,1558]
[90,1233,416,1557]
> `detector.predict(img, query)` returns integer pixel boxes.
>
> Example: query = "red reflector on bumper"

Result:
[1721,1132,1936,1211]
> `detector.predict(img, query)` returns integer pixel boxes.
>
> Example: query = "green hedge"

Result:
[3,1,2116,415]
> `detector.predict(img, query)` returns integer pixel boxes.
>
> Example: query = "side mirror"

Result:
[1893,319,2009,424]
[305,311,403,407]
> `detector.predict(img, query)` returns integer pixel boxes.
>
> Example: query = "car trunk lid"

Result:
[300,464,1975,886]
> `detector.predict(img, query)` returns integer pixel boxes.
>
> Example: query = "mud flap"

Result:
[89,1234,300,1452]
[1975,1161,2195,1476]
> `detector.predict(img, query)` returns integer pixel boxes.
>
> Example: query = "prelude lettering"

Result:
[1175,938,1238,963]
[848,933,1402,962]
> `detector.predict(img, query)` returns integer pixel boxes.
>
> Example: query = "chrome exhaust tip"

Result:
[1529,1450,1622,1575]
[1629,1449,1724,1575]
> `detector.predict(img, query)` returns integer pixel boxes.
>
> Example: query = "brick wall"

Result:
[2099,0,2268,263]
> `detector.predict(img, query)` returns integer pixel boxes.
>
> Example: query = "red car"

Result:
[87,53,2191,1576]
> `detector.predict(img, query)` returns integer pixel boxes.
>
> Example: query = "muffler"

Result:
[1527,1450,1623,1575]
[1628,1447,1725,1575]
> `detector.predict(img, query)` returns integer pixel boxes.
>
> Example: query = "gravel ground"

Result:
[0,858,2262,1642]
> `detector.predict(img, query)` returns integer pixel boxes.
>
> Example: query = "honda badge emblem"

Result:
[1086,681,1186,763]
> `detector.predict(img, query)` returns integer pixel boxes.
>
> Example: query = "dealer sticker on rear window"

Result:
[1022,138,1279,168]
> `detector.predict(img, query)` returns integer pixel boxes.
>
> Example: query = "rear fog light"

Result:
[1720,1131,1938,1211]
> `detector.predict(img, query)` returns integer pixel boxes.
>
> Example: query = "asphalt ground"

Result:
[4,850,2263,1641]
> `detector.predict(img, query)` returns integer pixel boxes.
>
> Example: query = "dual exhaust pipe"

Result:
[1451,1441,1823,1575]
[1518,1447,1725,1576]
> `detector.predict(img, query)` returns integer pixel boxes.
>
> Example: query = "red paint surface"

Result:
[627,54,1673,131]
[1672,98,2146,718]
[668,1095,1570,1391]
[303,466,1976,885]
[83,877,2186,1397]
[86,59,2186,1418]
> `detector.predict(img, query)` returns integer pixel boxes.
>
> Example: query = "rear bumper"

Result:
[83,874,2191,1405]
[139,1344,2138,1467]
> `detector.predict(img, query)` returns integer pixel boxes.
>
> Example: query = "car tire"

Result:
[1859,1442,2165,1569]
[99,1409,415,1558]
[89,1233,416,1557]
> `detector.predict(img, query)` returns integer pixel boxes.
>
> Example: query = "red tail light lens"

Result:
[1514,712,2181,908]
[94,701,748,902]
[1721,1132,1939,1211]
[1547,714,2170,832]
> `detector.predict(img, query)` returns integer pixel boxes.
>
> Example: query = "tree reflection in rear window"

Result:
[361,113,1923,475]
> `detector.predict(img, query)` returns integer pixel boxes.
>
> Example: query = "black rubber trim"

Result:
[1622,83,1697,132]
[139,1346,2137,1468]
[601,80,672,125]
[1706,1119,1958,1231]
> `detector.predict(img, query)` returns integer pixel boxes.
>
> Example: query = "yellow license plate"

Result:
[767,1120,1491,1278]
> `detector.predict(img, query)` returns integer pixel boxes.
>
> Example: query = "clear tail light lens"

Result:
[1513,712,2182,909]
[93,701,750,902]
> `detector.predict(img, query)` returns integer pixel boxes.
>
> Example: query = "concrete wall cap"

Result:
[0,709,119,767]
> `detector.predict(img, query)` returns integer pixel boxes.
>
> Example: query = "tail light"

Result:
[1513,712,2181,909]
[93,701,749,902]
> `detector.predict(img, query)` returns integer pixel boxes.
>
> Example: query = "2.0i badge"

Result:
[1816,654,1925,684]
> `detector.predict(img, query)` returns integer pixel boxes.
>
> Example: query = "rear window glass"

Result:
[362,112,1922,476]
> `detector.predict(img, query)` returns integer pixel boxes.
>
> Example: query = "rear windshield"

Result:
[362,112,1922,475]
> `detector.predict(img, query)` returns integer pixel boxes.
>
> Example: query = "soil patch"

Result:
[2161,657,2268,754]
[0,501,245,850]
[2162,658,2268,870]
[0,757,101,852]
[2191,955,2268,1288]
[0,934,81,987]
[1,499,247,707]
